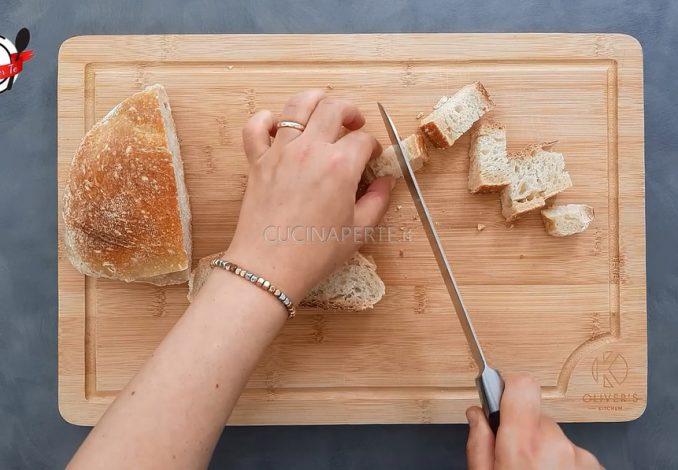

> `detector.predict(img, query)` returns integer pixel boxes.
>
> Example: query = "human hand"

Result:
[226,89,394,304]
[466,373,602,470]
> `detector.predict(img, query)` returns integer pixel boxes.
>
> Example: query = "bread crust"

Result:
[511,140,558,159]
[473,81,493,103]
[409,132,430,164]
[470,119,504,137]
[420,121,451,148]
[475,183,511,193]
[62,85,191,284]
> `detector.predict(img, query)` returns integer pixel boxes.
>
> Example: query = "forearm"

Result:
[69,267,287,469]
[69,90,392,469]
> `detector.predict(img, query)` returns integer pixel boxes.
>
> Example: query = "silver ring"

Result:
[277,120,306,132]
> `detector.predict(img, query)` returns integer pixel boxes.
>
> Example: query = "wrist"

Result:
[204,266,292,320]
[210,258,297,317]
[222,245,310,307]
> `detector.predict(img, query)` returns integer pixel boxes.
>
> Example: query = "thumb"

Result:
[466,406,495,470]
[354,176,395,230]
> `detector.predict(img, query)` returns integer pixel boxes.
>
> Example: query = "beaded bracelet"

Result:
[210,258,296,318]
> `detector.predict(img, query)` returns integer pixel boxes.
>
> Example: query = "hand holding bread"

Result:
[224,89,394,303]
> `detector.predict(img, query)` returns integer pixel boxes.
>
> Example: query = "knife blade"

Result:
[377,102,504,432]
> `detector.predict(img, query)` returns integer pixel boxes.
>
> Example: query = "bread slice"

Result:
[419,82,494,148]
[189,251,385,310]
[541,204,594,237]
[500,142,572,222]
[468,120,510,193]
[301,252,385,310]
[62,84,192,285]
[363,132,429,183]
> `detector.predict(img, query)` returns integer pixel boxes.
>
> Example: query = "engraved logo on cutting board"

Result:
[591,351,628,388]
[582,351,640,412]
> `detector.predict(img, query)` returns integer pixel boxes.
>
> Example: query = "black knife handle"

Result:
[487,410,501,434]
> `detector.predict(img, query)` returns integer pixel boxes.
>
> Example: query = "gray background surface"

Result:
[0,0,675,468]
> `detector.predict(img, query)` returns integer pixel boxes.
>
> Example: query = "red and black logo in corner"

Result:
[0,28,33,94]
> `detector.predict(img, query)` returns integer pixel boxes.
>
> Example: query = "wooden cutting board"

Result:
[58,34,646,425]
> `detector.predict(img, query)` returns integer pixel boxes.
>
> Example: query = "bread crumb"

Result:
[396,205,402,211]
[477,224,486,232]
[519,254,525,259]
[416,112,424,119]
[399,249,404,257]
[399,226,406,231]
[507,224,514,230]
[326,83,334,89]
[227,65,234,70]
[412,215,418,221]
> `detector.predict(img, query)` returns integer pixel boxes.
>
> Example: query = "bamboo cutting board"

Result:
[58,34,646,425]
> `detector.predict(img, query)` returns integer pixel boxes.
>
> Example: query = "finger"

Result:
[537,416,586,467]
[274,89,325,146]
[500,373,542,433]
[354,176,395,231]
[574,446,603,469]
[465,406,495,470]
[538,413,568,441]
[334,130,382,178]
[304,98,365,142]
[242,110,276,162]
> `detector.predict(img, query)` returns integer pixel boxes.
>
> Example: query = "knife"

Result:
[377,103,504,433]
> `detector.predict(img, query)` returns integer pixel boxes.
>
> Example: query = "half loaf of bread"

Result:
[62,84,192,285]
[189,251,385,310]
